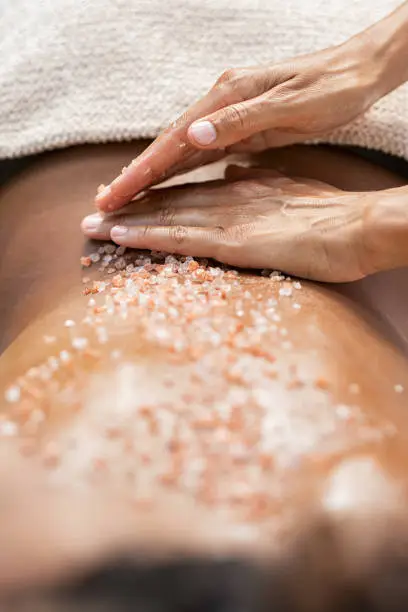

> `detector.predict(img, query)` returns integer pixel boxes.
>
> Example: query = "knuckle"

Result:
[216,68,241,86]
[222,102,248,130]
[170,225,188,245]
[158,203,177,226]
[225,223,253,247]
[214,68,248,99]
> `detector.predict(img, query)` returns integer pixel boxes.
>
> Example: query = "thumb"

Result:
[187,94,281,149]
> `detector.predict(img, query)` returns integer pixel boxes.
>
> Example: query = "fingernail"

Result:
[188,120,217,146]
[111,225,129,239]
[82,213,103,232]
[95,185,112,201]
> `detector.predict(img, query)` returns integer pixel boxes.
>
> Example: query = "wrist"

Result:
[364,187,408,274]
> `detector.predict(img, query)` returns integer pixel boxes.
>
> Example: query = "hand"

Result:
[83,166,381,283]
[95,36,380,213]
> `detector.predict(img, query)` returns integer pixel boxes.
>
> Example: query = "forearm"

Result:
[355,1,408,98]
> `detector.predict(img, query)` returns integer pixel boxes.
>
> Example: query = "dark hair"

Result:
[4,517,408,612]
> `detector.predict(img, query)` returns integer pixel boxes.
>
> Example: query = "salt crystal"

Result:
[292,303,301,310]
[0,420,18,436]
[5,385,20,403]
[395,384,404,394]
[104,244,116,254]
[139,293,149,306]
[88,298,96,308]
[96,327,109,344]
[60,350,72,364]
[115,257,126,270]
[90,252,101,263]
[80,256,92,267]
[336,404,352,420]
[47,356,60,372]
[116,246,126,256]
[279,287,292,297]
[64,320,75,328]
[293,281,302,290]
[43,335,56,344]
[71,337,89,351]
[120,301,128,319]
[106,295,115,315]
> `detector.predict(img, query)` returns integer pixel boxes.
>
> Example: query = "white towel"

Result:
[0,0,407,160]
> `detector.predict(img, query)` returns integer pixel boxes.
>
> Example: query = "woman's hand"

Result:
[84,166,384,283]
[95,36,380,213]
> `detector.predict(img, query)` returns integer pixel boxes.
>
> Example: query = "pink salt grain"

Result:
[80,256,92,268]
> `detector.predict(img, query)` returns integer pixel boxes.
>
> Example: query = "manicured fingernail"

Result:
[111,225,129,239]
[95,185,112,201]
[82,213,103,232]
[188,120,217,146]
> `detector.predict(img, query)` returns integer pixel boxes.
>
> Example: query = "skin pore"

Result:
[1,143,408,602]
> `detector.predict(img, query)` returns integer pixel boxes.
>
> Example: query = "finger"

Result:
[110,225,225,259]
[84,206,216,240]
[81,213,114,240]
[94,79,248,212]
[187,92,289,150]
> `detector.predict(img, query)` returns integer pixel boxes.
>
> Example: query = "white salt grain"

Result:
[5,385,20,403]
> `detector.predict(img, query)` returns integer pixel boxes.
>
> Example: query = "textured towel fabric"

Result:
[0,0,407,160]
